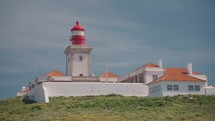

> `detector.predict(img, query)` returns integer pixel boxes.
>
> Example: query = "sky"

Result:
[0,0,215,99]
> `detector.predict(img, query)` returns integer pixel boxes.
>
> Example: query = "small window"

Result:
[152,75,158,80]
[173,85,179,91]
[167,85,172,91]
[188,85,194,91]
[195,85,200,91]
[150,88,153,93]
[79,74,83,76]
[157,86,161,91]
[79,56,83,61]
[154,87,157,92]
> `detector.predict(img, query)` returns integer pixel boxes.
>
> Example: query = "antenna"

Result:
[105,40,107,83]
[75,16,79,21]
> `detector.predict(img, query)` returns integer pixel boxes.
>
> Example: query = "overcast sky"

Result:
[0,0,215,93]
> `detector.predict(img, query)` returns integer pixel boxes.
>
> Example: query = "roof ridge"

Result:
[44,70,65,77]
[99,72,119,78]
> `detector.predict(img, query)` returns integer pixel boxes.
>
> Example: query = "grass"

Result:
[0,94,215,121]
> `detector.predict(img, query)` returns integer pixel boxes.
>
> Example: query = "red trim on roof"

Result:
[147,68,206,85]
[99,72,119,78]
[133,63,160,71]
[44,70,65,77]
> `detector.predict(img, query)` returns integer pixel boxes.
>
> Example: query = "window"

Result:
[79,56,83,61]
[139,76,143,83]
[157,86,161,91]
[79,74,83,76]
[152,75,158,80]
[150,88,153,93]
[167,85,172,90]
[154,87,157,92]
[195,85,200,91]
[188,85,194,91]
[173,85,179,91]
[150,85,161,93]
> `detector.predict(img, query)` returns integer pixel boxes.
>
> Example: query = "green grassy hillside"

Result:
[0,95,215,121]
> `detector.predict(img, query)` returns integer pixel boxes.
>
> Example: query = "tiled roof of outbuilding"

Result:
[44,70,65,77]
[147,68,206,85]
[99,72,119,78]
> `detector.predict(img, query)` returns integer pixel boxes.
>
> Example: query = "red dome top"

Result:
[71,21,85,31]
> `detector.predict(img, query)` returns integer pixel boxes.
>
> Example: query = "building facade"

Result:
[118,59,165,84]
[147,65,208,97]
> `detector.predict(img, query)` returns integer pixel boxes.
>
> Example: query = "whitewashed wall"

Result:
[28,82,148,103]
[27,83,49,103]
[73,53,89,76]
[99,77,118,83]
[205,86,215,95]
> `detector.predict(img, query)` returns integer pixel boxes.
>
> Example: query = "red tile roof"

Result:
[22,88,29,93]
[133,63,160,71]
[44,70,65,77]
[143,63,160,68]
[148,68,206,85]
[99,72,119,78]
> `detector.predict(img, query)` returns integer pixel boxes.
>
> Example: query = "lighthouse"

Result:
[65,20,92,78]
[70,21,86,45]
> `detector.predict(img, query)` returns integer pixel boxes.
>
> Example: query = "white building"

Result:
[147,64,208,97]
[118,59,165,84]
[25,21,147,103]
[22,20,215,103]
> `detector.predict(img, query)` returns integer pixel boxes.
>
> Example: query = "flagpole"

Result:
[105,40,107,83]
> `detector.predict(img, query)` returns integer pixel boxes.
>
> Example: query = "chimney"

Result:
[187,63,192,75]
[158,59,163,68]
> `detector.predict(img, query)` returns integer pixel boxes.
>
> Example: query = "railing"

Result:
[37,77,48,83]
[28,76,101,90]
[49,76,73,81]
[73,76,100,82]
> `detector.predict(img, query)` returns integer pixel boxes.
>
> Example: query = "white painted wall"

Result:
[149,81,206,97]
[144,70,165,84]
[99,77,118,83]
[73,53,89,76]
[205,86,215,95]
[66,55,71,76]
[27,82,148,103]
[27,83,49,103]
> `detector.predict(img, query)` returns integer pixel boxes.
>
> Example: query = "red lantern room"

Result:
[70,21,86,45]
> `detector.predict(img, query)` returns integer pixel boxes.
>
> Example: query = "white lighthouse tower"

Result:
[65,20,93,78]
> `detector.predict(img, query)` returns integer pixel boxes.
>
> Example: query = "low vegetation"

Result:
[0,95,215,121]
